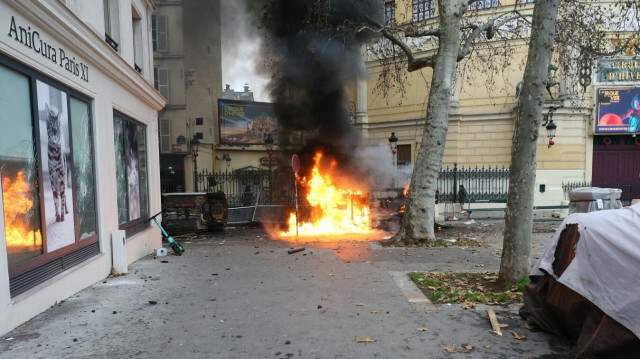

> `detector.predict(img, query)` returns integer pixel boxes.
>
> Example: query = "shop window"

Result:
[70,98,97,240]
[412,0,435,22]
[0,65,42,268]
[103,0,120,52]
[1,57,99,296]
[152,15,168,52]
[154,67,169,100]
[113,114,149,236]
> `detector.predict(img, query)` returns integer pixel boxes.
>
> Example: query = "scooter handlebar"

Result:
[150,211,163,221]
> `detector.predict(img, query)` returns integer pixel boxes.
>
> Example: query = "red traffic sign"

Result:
[292,154,300,174]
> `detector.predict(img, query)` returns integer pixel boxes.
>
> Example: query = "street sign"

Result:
[292,154,300,174]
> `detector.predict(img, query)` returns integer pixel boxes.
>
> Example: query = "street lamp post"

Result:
[191,135,200,192]
[388,132,398,187]
[265,133,274,204]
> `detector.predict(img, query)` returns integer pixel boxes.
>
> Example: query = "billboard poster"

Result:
[596,87,640,133]
[36,80,76,252]
[218,99,302,146]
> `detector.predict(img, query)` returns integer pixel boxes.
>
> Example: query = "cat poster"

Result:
[36,80,76,252]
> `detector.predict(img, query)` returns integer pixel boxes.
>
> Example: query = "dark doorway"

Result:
[592,135,640,201]
[160,154,186,193]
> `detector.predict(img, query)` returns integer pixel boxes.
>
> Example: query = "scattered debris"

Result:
[444,347,456,353]
[287,247,305,254]
[461,344,473,353]
[355,336,376,343]
[487,309,503,336]
[148,300,158,305]
[511,331,526,340]
[416,327,428,332]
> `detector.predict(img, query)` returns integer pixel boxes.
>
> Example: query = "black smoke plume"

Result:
[258,0,382,184]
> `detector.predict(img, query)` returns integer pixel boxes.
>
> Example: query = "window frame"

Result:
[113,112,150,237]
[470,0,500,10]
[0,53,99,281]
[152,14,168,53]
[103,0,121,52]
[412,0,436,22]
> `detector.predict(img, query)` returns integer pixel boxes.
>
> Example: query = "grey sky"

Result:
[220,0,270,102]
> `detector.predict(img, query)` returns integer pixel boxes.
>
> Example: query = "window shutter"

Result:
[152,15,157,51]
[156,15,168,52]
[159,118,171,153]
[157,68,169,100]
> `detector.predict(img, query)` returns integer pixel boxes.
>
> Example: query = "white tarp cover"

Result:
[531,204,640,338]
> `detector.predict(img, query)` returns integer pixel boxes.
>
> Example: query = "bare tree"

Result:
[500,0,640,284]
[500,0,561,284]
[363,1,524,244]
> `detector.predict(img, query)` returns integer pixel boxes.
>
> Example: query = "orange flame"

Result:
[280,152,372,238]
[2,171,42,248]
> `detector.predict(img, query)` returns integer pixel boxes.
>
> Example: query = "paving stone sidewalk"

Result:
[0,221,575,359]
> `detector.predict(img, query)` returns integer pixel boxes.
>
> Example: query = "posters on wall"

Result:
[596,87,640,133]
[36,80,76,252]
[124,120,141,220]
[218,99,302,146]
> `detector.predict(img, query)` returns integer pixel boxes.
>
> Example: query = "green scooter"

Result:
[150,211,185,256]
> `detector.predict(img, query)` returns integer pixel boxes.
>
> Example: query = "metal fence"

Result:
[160,163,511,207]
[436,163,510,203]
[562,181,639,207]
[195,168,298,208]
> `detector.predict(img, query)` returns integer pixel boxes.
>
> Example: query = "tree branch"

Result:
[457,12,524,61]
[363,15,436,71]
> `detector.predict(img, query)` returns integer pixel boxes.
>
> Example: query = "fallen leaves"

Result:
[444,345,473,353]
[355,336,376,343]
[511,331,527,340]
[407,271,523,305]
[416,327,429,332]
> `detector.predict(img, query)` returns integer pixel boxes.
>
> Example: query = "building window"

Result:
[384,1,395,26]
[159,118,171,153]
[397,144,411,166]
[1,56,99,296]
[103,0,120,52]
[0,64,41,268]
[154,67,169,100]
[470,0,499,10]
[521,0,535,3]
[151,15,168,52]
[113,114,149,235]
[412,0,435,22]
[132,6,143,74]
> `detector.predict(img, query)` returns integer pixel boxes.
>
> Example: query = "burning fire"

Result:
[280,152,372,238]
[2,171,42,248]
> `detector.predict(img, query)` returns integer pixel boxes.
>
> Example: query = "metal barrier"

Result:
[161,163,512,209]
[436,163,509,203]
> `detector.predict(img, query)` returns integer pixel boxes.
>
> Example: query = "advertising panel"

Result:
[218,99,302,146]
[596,87,640,133]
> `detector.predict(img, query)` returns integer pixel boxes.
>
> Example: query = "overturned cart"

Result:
[522,204,640,357]
[161,192,228,233]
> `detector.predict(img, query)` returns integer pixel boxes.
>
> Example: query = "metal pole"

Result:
[268,153,272,205]
[193,156,198,192]
[294,174,299,238]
